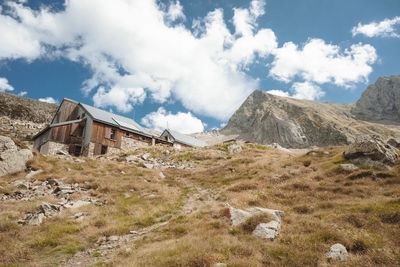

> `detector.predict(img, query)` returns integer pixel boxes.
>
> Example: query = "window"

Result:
[101,145,108,155]
[126,132,130,137]
[77,126,84,137]
[110,129,116,140]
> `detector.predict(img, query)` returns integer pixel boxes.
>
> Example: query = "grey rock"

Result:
[226,204,252,227]
[247,207,285,223]
[227,144,242,153]
[0,136,18,152]
[25,169,43,179]
[214,263,227,267]
[344,135,398,170]
[159,172,166,179]
[388,137,400,148]
[252,221,281,240]
[142,153,151,160]
[352,75,400,125]
[340,164,359,171]
[326,243,348,261]
[143,163,154,169]
[0,148,33,177]
[221,86,400,148]
[40,202,61,217]
[22,212,45,226]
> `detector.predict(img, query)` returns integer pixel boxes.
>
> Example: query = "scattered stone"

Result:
[120,170,126,174]
[125,155,137,162]
[125,247,132,253]
[66,168,71,172]
[227,144,242,153]
[159,172,166,179]
[141,153,151,160]
[74,158,85,163]
[72,212,88,221]
[326,243,348,261]
[107,236,120,242]
[388,138,400,148]
[0,135,18,152]
[344,135,398,170]
[124,193,130,198]
[18,212,45,226]
[25,169,43,179]
[65,200,91,209]
[214,263,227,267]
[143,163,154,169]
[252,221,281,239]
[340,163,359,172]
[323,151,330,155]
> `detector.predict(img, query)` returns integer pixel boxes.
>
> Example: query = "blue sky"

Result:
[0,0,399,133]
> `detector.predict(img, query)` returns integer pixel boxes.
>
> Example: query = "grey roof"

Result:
[164,129,207,147]
[79,102,152,137]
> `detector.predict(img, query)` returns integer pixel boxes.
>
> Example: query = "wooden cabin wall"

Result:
[90,121,121,148]
[51,125,71,143]
[53,100,79,124]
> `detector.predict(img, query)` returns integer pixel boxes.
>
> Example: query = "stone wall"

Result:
[82,142,95,157]
[107,146,121,155]
[120,136,149,152]
[40,141,69,156]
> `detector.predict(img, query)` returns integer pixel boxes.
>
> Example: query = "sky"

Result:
[0,0,399,134]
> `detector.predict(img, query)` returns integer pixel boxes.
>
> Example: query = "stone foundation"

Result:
[120,136,149,152]
[39,141,69,156]
[107,146,121,155]
[82,142,95,157]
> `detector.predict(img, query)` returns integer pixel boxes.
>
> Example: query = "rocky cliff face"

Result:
[221,77,400,148]
[352,75,400,125]
[0,92,58,139]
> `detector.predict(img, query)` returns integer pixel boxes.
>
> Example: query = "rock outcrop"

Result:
[326,243,348,261]
[0,136,33,177]
[226,204,285,240]
[343,136,398,170]
[221,76,400,148]
[352,75,400,125]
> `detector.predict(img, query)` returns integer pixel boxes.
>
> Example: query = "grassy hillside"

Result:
[0,144,399,266]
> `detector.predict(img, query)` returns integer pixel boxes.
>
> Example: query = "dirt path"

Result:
[63,184,217,266]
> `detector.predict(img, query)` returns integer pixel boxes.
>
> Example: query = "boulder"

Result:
[227,144,242,154]
[326,243,348,261]
[343,136,398,170]
[0,149,33,177]
[0,136,18,152]
[252,221,281,239]
[40,202,61,217]
[226,204,285,240]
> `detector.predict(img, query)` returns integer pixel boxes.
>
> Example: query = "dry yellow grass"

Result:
[0,144,399,266]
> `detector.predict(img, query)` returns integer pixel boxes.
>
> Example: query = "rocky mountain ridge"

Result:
[0,92,58,139]
[222,75,400,148]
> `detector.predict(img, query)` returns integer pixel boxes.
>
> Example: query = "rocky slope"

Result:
[222,76,400,148]
[352,75,400,125]
[0,92,58,139]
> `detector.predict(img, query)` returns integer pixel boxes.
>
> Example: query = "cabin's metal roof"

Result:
[163,129,207,147]
[79,103,152,137]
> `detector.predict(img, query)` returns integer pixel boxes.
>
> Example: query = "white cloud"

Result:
[18,91,27,96]
[269,39,377,88]
[0,0,378,122]
[352,17,400,38]
[291,82,324,100]
[0,77,14,92]
[166,1,185,22]
[266,89,290,97]
[141,107,204,134]
[266,82,324,101]
[0,0,277,120]
[38,97,58,104]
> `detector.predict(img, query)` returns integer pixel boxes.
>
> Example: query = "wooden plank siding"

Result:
[90,121,121,148]
[53,100,79,124]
